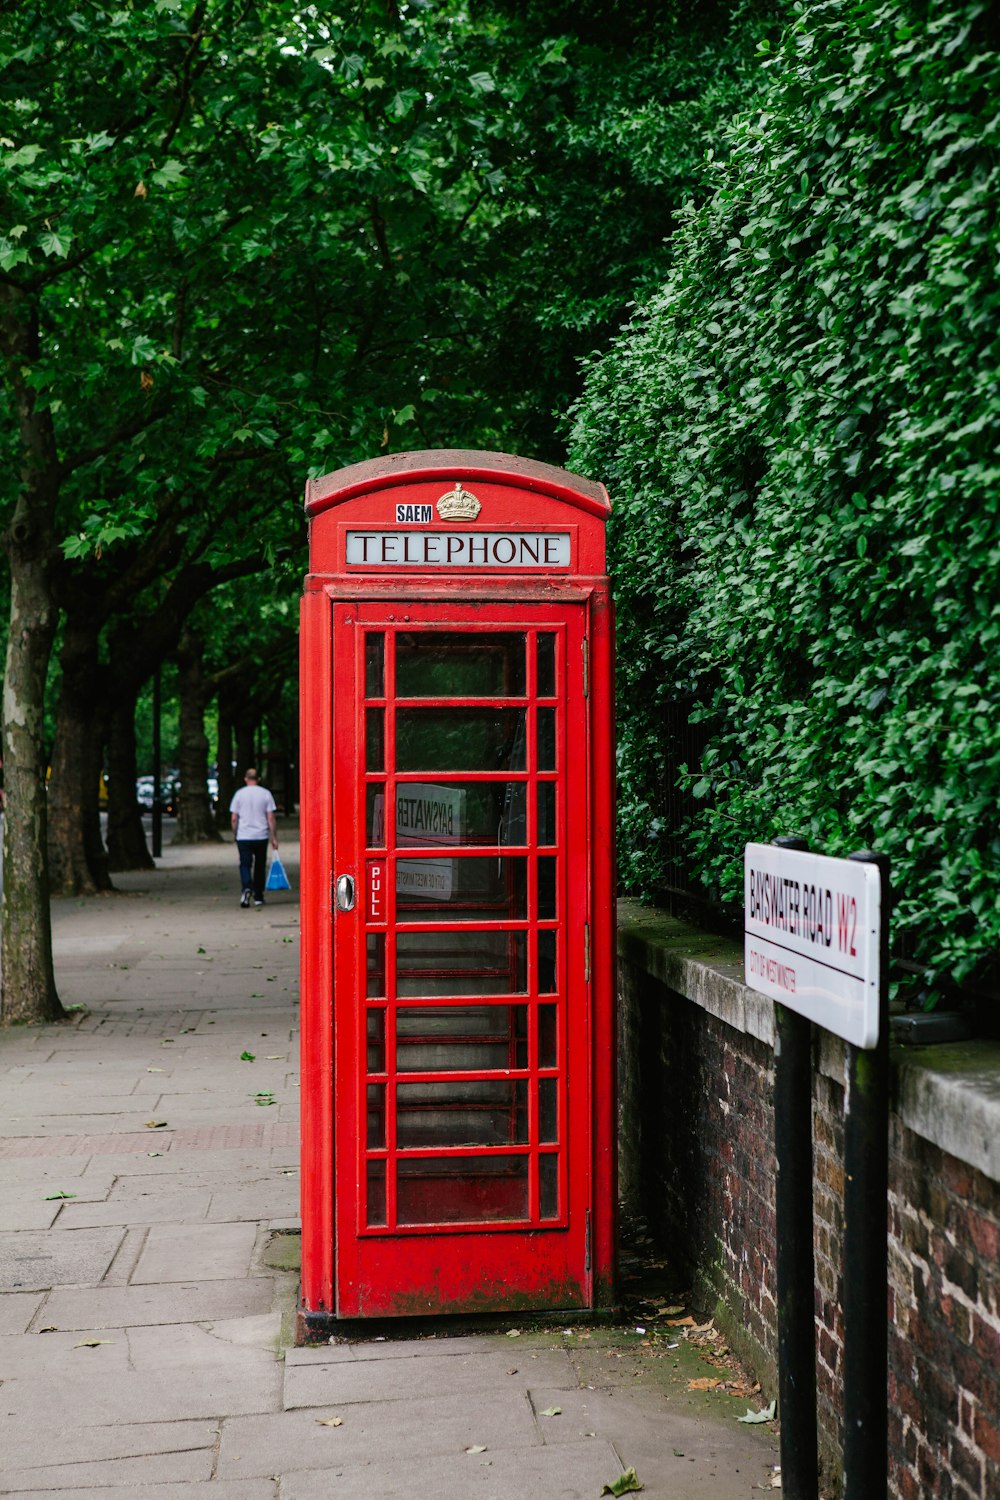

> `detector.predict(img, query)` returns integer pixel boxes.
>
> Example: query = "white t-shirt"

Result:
[230,784,276,841]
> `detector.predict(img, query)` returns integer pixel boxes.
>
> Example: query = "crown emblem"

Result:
[436,482,481,521]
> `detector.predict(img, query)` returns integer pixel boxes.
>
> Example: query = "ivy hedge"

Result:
[568,0,1000,1001]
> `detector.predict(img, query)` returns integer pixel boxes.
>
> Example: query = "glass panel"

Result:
[537,708,556,771]
[366,937,386,999]
[537,782,556,846]
[536,634,556,697]
[394,781,526,847]
[397,1079,528,1148]
[397,1156,529,1225]
[538,1003,557,1068]
[538,856,557,920]
[396,931,527,997]
[367,1084,386,1148]
[396,857,526,922]
[365,634,385,697]
[539,1154,559,1219]
[396,633,526,697]
[367,1161,387,1226]
[396,708,525,773]
[367,1006,386,1069]
[366,785,386,847]
[539,1078,558,1143]
[538,932,557,995]
[396,1005,527,1073]
[366,708,384,772]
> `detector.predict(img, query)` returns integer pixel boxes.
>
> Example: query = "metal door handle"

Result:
[335,874,356,912]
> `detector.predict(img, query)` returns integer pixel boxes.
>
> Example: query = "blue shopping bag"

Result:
[265,855,291,892]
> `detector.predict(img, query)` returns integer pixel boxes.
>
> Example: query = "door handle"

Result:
[335,874,356,913]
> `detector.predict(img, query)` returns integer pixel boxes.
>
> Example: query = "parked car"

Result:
[135,777,178,815]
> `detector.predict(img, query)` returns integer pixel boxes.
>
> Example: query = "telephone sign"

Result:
[298,450,616,1335]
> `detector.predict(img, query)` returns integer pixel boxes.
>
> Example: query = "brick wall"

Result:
[618,904,1000,1499]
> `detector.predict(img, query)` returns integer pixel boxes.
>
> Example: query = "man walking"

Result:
[230,768,278,908]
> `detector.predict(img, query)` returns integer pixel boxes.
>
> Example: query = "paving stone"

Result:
[0,1413,217,1472]
[55,1188,212,1228]
[279,1441,623,1500]
[206,1183,300,1221]
[0,1291,44,1335]
[3,1485,276,1500]
[131,1221,258,1283]
[0,1227,124,1292]
[217,1391,540,1478]
[283,1346,577,1410]
[40,1277,275,1331]
[0,1200,62,1231]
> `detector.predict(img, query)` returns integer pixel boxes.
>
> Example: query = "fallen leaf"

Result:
[539,1406,562,1418]
[687,1377,722,1390]
[505,1329,521,1338]
[659,1304,685,1315]
[465,1444,488,1454]
[74,1339,112,1348]
[672,1449,685,1457]
[665,1316,696,1327]
[43,1191,76,1200]
[146,1067,165,1073]
[144,1120,168,1129]
[240,1051,256,1061]
[315,1416,343,1427]
[266,1054,283,1059]
[601,1467,644,1496]
[737,1399,777,1424]
[38,1325,58,1333]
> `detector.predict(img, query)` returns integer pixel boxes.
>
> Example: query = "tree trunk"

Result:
[215,689,236,833]
[47,619,112,894]
[174,632,219,843]
[106,696,154,871]
[1,285,64,1024]
[235,719,257,782]
[2,548,64,1023]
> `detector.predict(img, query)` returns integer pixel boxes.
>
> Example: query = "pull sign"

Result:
[367,861,385,923]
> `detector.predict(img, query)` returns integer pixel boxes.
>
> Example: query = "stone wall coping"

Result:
[618,900,1000,1184]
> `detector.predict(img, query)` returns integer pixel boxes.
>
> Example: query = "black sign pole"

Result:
[771,837,819,1500]
[842,851,890,1500]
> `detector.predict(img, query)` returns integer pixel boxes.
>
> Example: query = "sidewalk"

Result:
[0,834,779,1498]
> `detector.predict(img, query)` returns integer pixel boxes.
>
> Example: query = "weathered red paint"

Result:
[299,451,616,1328]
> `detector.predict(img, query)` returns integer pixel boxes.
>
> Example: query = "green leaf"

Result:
[602,1468,644,1496]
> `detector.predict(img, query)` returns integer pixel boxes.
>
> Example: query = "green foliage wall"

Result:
[569,0,1000,997]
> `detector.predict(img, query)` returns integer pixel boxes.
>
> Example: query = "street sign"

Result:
[744,843,882,1048]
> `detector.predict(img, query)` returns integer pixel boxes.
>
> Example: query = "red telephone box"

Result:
[298,450,615,1334]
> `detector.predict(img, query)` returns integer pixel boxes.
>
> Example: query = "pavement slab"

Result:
[4,1486,277,1500]
[0,1227,124,1292]
[282,1345,579,1409]
[38,1276,276,1331]
[0,1290,44,1335]
[130,1221,259,1283]
[279,1440,625,1500]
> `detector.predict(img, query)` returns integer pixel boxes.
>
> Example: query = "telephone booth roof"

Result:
[305,449,611,520]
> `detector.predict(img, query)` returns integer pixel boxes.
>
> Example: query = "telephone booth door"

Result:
[332,600,591,1316]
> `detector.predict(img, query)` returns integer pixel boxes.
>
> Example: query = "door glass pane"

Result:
[537,782,556,846]
[396,708,525,772]
[396,857,526,921]
[539,1154,559,1220]
[539,1079,558,1143]
[397,1079,528,1148]
[367,1006,386,1070]
[365,634,384,697]
[367,1084,386,1148]
[366,936,386,999]
[397,1156,529,1225]
[396,1005,527,1072]
[537,634,556,697]
[366,708,385,771]
[396,931,527,996]
[538,1003,557,1068]
[396,633,526,697]
[538,933,557,995]
[394,781,526,846]
[366,785,385,847]
[367,1161,387,1226]
[538,856,556,920]
[537,708,556,770]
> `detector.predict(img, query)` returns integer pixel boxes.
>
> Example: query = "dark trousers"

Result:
[237,839,269,899]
